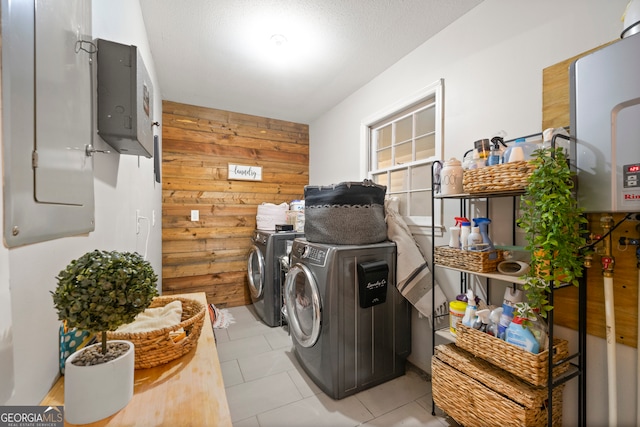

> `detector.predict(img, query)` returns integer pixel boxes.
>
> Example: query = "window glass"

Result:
[395,116,412,143]
[395,142,412,165]
[415,107,435,136]
[377,148,392,169]
[415,135,436,161]
[365,80,443,228]
[376,125,392,149]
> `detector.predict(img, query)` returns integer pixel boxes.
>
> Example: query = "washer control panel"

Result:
[294,243,327,267]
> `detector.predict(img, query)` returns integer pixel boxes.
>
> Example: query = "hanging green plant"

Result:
[515,146,587,321]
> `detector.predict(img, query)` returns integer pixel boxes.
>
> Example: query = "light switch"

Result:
[190,210,199,221]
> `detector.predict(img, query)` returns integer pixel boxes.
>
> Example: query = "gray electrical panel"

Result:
[97,39,154,158]
[2,0,96,247]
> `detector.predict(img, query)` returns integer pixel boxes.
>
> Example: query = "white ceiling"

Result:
[139,0,483,124]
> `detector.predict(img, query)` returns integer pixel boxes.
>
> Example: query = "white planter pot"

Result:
[64,340,134,425]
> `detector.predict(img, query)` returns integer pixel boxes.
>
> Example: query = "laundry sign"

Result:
[228,164,262,181]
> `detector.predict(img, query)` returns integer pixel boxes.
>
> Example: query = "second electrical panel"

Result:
[97,38,154,158]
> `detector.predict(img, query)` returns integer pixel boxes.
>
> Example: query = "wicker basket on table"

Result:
[463,160,536,194]
[107,295,206,369]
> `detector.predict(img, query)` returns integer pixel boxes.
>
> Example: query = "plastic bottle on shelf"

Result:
[460,221,471,250]
[486,140,504,166]
[528,309,549,352]
[497,287,524,339]
[461,289,477,328]
[467,226,483,250]
[487,307,503,337]
[448,226,461,248]
[505,316,540,354]
[503,138,540,163]
[473,309,491,332]
[452,217,469,248]
[473,149,486,169]
[473,217,497,258]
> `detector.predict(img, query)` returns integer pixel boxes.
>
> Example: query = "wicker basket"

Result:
[432,344,564,427]
[107,296,206,369]
[455,323,570,387]
[434,246,503,273]
[463,161,536,194]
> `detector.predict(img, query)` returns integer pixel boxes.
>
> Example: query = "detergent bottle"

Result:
[506,316,540,354]
[473,217,496,258]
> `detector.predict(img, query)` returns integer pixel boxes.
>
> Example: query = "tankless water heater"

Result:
[570,33,640,213]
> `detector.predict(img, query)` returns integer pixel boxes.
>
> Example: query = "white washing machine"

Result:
[284,238,411,400]
[247,229,303,327]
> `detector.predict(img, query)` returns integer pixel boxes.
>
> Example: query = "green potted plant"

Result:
[51,249,158,424]
[515,146,588,326]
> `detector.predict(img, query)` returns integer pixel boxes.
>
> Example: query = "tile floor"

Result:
[214,304,459,427]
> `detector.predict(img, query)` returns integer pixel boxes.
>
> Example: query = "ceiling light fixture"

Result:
[270,34,288,48]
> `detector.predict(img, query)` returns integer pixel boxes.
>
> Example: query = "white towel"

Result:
[256,202,289,230]
[116,300,183,333]
[385,197,448,325]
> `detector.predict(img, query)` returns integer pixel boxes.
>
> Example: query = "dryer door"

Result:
[247,245,265,299]
[284,263,321,348]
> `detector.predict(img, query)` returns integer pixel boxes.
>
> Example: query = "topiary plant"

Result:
[52,250,158,355]
[516,146,588,323]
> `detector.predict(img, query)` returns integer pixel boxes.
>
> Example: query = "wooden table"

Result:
[42,292,232,426]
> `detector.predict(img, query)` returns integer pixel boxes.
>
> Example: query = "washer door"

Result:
[284,263,321,348]
[247,245,265,299]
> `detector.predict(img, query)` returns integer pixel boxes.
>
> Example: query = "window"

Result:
[362,80,443,229]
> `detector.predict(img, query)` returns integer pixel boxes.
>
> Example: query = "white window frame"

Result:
[360,79,444,231]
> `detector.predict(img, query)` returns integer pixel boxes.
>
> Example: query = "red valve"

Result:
[601,256,614,270]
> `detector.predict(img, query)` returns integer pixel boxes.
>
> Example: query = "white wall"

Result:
[1,0,162,404]
[309,1,632,426]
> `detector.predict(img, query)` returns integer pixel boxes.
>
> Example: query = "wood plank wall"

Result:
[161,101,309,307]
[542,41,639,348]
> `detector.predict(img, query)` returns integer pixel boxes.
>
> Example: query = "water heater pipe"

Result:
[601,215,617,427]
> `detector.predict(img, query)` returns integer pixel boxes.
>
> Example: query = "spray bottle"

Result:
[473,309,491,332]
[461,289,477,327]
[487,307,503,337]
[497,287,524,339]
[450,217,468,249]
[473,217,496,258]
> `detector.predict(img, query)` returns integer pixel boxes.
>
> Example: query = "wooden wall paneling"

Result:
[162,101,309,307]
[541,41,615,130]
[552,214,640,348]
[542,41,639,348]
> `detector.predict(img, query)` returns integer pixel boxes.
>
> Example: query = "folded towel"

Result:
[385,197,448,326]
[256,202,289,230]
[116,300,183,333]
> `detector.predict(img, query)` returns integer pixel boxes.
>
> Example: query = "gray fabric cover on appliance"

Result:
[304,180,387,245]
